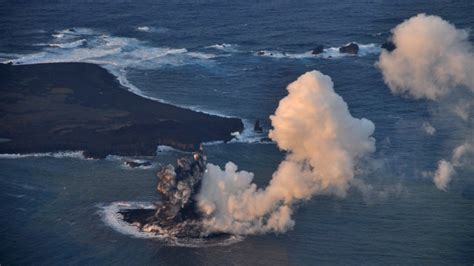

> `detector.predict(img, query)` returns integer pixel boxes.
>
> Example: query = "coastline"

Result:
[0,62,243,158]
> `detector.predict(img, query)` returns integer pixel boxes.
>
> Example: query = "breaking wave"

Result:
[8,28,210,69]
[2,27,233,117]
[255,43,381,59]
[229,119,273,144]
[135,26,169,33]
[0,151,88,159]
[99,201,243,247]
[206,43,239,52]
[48,39,86,49]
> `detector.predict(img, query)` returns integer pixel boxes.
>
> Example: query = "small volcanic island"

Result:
[0,63,243,158]
[119,150,219,239]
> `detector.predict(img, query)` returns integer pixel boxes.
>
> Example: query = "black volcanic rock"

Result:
[381,41,396,52]
[124,160,152,168]
[0,63,244,158]
[339,42,359,54]
[254,119,263,132]
[118,152,207,238]
[311,45,324,55]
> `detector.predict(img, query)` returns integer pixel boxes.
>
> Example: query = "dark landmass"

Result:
[120,152,208,238]
[339,42,359,54]
[123,160,152,168]
[253,119,263,132]
[0,63,243,158]
[311,45,324,55]
[381,40,396,52]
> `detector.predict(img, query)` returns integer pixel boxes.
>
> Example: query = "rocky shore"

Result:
[0,63,243,158]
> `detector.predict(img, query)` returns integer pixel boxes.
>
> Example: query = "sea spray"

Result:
[377,14,474,190]
[197,70,376,234]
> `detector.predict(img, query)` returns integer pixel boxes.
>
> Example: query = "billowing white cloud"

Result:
[377,13,474,100]
[377,14,474,191]
[431,142,473,190]
[197,71,376,234]
[433,160,454,191]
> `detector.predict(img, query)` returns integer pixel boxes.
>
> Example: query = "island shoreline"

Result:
[0,62,244,158]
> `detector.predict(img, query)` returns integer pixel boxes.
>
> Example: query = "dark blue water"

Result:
[1,1,473,265]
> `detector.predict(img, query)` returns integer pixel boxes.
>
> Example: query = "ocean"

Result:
[1,1,473,264]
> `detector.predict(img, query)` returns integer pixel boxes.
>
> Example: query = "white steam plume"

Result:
[422,122,436,136]
[377,13,474,100]
[377,14,474,191]
[197,71,376,234]
[433,142,473,190]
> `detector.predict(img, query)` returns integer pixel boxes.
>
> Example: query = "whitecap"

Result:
[187,52,217,59]
[0,151,89,159]
[206,43,239,52]
[254,50,287,58]
[229,119,273,144]
[202,140,225,146]
[135,26,169,33]
[2,28,229,117]
[254,43,382,59]
[137,26,151,32]
[49,39,86,49]
[157,145,189,153]
[357,43,382,56]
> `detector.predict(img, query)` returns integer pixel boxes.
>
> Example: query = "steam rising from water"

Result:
[197,71,376,234]
[433,143,474,191]
[377,14,474,190]
[377,13,474,100]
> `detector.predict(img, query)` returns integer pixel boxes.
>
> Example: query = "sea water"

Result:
[0,1,473,264]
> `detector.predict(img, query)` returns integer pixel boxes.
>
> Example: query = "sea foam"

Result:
[0,151,88,159]
[99,201,244,247]
[255,43,381,59]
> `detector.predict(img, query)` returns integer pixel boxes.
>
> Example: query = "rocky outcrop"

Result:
[311,45,324,55]
[254,119,263,132]
[123,160,152,168]
[120,152,208,238]
[339,42,359,54]
[381,40,396,52]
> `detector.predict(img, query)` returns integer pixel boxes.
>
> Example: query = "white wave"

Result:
[54,27,95,37]
[157,145,188,153]
[125,160,155,170]
[3,28,232,118]
[254,43,381,59]
[255,50,313,59]
[102,67,234,119]
[358,43,382,56]
[229,119,272,144]
[99,201,160,239]
[136,26,169,33]
[105,155,157,169]
[6,28,213,69]
[206,43,239,52]
[0,151,88,159]
[137,26,151,32]
[52,33,64,38]
[49,39,86,49]
[254,50,287,58]
[187,52,217,59]
[202,140,225,146]
[99,201,244,247]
